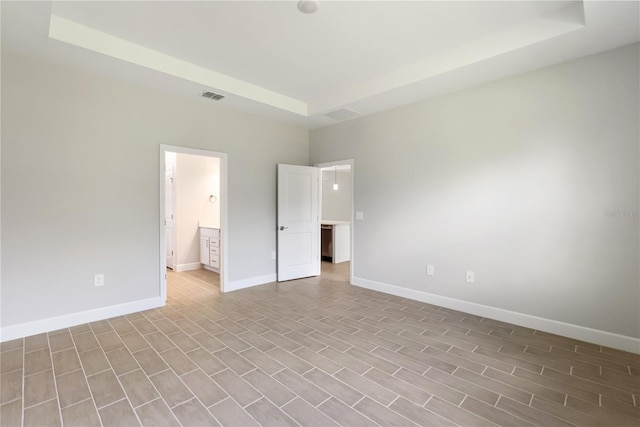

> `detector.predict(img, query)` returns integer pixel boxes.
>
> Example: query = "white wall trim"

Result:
[352,276,640,354]
[226,274,277,293]
[174,262,202,272]
[0,297,164,342]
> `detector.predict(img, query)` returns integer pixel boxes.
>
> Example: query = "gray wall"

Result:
[1,52,308,328]
[322,169,352,222]
[310,43,640,338]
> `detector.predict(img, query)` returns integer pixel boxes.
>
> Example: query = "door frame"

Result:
[165,153,177,271]
[159,144,228,301]
[314,159,355,285]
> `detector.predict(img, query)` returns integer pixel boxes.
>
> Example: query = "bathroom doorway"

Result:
[160,145,228,301]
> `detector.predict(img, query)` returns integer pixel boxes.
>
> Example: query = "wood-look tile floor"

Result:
[1,262,639,426]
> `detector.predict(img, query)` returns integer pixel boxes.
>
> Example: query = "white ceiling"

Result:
[2,1,639,129]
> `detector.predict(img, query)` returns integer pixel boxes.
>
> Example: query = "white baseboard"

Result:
[204,265,219,273]
[352,276,640,354]
[0,297,164,342]
[225,273,277,293]
[175,262,202,272]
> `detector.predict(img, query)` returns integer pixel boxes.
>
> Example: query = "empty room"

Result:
[1,1,639,426]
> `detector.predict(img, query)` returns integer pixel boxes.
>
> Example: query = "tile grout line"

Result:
[493,393,504,408]
[95,335,148,427]
[69,332,105,427]
[94,396,128,411]
[159,342,231,424]
[422,393,434,408]
[386,394,401,408]
[458,394,468,408]
[350,395,367,409]
[313,395,332,410]
[21,338,25,427]
[22,396,58,411]
[46,333,65,426]
[278,394,298,410]
[239,393,263,410]
[162,292,240,425]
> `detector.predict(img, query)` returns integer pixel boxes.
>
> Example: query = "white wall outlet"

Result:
[466,271,475,283]
[355,211,364,220]
[271,251,276,260]
[94,274,105,287]
[426,264,434,276]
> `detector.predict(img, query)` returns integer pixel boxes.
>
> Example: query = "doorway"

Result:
[316,160,354,284]
[159,145,228,302]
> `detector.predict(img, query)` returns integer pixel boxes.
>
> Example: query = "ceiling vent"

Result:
[201,91,225,101]
[325,108,361,121]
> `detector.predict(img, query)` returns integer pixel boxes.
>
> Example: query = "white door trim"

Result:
[165,154,177,271]
[159,144,228,301]
[314,159,355,285]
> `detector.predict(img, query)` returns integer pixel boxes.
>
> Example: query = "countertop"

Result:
[199,223,220,229]
[321,220,350,226]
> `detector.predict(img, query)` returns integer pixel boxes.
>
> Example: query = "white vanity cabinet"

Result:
[200,226,220,272]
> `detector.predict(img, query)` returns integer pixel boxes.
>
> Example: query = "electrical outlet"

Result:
[465,271,475,283]
[271,251,276,260]
[426,264,434,276]
[94,274,104,287]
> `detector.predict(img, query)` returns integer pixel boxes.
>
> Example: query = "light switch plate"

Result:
[355,211,364,220]
[427,264,434,276]
[466,271,475,283]
[94,274,104,287]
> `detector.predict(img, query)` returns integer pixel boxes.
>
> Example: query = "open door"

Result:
[277,164,320,281]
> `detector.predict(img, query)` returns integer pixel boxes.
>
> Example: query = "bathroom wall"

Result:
[175,153,220,270]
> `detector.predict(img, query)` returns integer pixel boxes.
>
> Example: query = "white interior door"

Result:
[277,164,320,281]
[165,163,176,270]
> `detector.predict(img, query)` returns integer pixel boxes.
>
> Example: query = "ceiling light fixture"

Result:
[297,0,319,14]
[333,166,339,191]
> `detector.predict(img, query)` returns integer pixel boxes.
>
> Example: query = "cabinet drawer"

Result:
[210,246,219,256]
[210,254,220,268]
[210,237,220,247]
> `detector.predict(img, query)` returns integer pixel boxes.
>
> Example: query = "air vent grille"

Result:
[201,91,225,101]
[325,108,361,121]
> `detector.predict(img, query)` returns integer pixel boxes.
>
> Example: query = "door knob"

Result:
[279,226,288,231]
